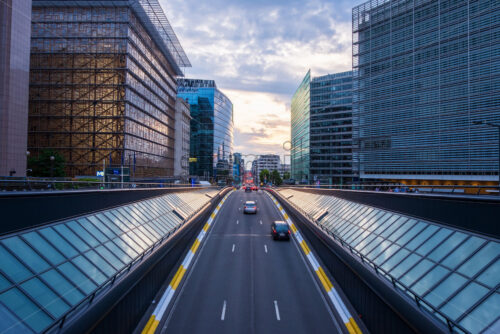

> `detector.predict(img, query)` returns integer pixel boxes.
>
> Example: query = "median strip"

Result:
[267,192,362,334]
[141,190,233,334]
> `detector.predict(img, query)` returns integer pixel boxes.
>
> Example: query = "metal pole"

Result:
[121,165,124,189]
[498,127,500,195]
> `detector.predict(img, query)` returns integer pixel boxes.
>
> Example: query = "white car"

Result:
[243,201,257,214]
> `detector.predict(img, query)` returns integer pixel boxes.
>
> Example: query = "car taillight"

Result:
[288,230,291,234]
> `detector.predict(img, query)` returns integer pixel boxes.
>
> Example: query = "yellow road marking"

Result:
[290,224,297,233]
[141,315,156,334]
[283,213,289,220]
[349,317,362,334]
[190,239,201,253]
[300,240,311,255]
[203,222,210,231]
[210,212,215,219]
[316,267,333,292]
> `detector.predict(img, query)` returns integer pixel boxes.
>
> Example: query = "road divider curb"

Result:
[266,192,362,334]
[141,190,233,334]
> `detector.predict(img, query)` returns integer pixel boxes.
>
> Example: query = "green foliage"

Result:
[28,149,66,177]
[283,171,291,180]
[259,169,270,183]
[270,169,283,186]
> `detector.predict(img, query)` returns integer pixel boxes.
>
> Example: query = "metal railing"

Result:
[280,183,500,196]
[0,178,211,192]
[275,191,470,334]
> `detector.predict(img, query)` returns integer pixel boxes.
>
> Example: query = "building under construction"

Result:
[29,0,190,178]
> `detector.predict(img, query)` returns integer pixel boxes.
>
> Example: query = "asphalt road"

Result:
[160,189,344,334]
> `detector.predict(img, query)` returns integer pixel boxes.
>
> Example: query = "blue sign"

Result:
[96,171,104,177]
[113,169,120,175]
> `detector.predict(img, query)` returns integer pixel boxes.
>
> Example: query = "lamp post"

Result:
[50,155,55,178]
[473,120,500,194]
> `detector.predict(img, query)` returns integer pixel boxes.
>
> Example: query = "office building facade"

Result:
[353,0,500,183]
[233,152,243,184]
[29,0,190,177]
[291,70,311,183]
[310,71,355,185]
[253,154,281,182]
[174,97,191,179]
[0,0,32,177]
[291,70,355,185]
[177,79,233,180]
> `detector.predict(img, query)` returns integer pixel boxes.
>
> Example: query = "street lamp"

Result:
[50,155,55,178]
[472,120,500,193]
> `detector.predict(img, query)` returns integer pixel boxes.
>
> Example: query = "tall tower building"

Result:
[0,0,32,177]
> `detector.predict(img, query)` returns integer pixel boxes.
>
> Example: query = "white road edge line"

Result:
[260,220,263,225]
[274,300,280,321]
[264,245,268,253]
[236,220,239,224]
[221,300,227,321]
[232,244,235,253]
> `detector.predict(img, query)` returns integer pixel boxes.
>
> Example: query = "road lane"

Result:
[161,189,344,334]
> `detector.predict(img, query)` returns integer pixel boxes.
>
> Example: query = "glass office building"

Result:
[291,70,311,183]
[177,79,234,180]
[353,0,500,183]
[310,71,355,185]
[29,0,190,177]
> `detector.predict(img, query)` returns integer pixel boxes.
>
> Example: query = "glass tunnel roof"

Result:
[278,189,500,334]
[0,189,218,333]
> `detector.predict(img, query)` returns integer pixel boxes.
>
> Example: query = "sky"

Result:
[160,0,356,163]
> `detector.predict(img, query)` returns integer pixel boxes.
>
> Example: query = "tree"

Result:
[28,149,66,177]
[259,169,270,184]
[270,169,282,186]
[283,171,291,180]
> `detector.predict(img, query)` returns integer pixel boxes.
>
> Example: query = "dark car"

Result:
[271,221,291,241]
[245,186,252,192]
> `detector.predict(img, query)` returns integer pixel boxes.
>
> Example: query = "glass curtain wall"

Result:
[352,0,500,181]
[291,70,311,183]
[310,71,355,185]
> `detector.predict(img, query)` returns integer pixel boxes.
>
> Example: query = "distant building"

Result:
[29,0,190,177]
[178,79,233,180]
[291,70,355,185]
[291,70,311,183]
[233,152,243,184]
[0,0,31,177]
[253,154,281,182]
[174,98,191,179]
[353,0,500,185]
[280,163,291,178]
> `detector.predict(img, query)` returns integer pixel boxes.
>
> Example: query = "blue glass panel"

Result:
[21,232,65,265]
[2,237,50,273]
[21,278,69,318]
[381,248,410,271]
[82,250,115,277]
[53,225,90,252]
[440,282,489,320]
[441,236,484,269]
[77,218,108,243]
[95,246,125,271]
[95,213,122,236]
[373,243,401,265]
[411,265,449,295]
[387,220,414,242]
[72,256,107,284]
[86,216,116,239]
[66,221,99,247]
[39,228,78,258]
[0,288,52,332]
[400,259,434,286]
[57,262,96,294]
[103,241,132,264]
[457,242,500,278]
[126,230,148,250]
[40,269,84,306]
[427,232,467,262]
[414,228,452,256]
[390,253,422,279]
[103,211,129,233]
[111,237,139,258]
[460,293,500,334]
[0,303,33,334]
[394,221,426,246]
[0,273,11,291]
[476,258,500,288]
[0,245,32,283]
[405,225,439,251]
[424,273,468,308]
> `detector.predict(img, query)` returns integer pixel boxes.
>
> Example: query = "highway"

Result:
[157,189,346,334]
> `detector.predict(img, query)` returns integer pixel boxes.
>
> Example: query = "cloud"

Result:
[160,0,354,156]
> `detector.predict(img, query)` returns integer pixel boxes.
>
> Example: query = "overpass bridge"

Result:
[0,186,498,334]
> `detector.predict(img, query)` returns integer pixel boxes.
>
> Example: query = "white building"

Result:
[174,97,191,179]
[253,154,281,182]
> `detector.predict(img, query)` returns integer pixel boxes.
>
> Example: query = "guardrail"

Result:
[274,190,470,334]
[280,183,499,196]
[0,179,208,192]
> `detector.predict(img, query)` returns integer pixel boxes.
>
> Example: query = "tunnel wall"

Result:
[0,187,215,235]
